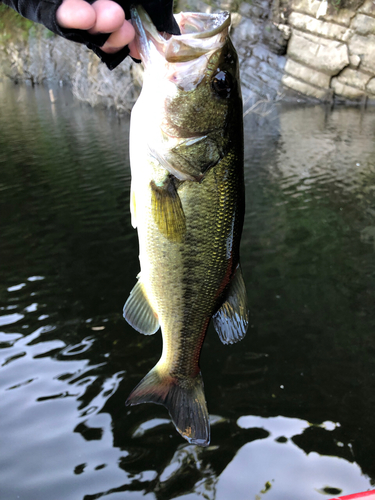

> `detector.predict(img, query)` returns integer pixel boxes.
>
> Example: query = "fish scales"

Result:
[150,153,243,375]
[123,7,248,445]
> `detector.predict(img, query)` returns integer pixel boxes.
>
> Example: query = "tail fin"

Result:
[126,366,210,446]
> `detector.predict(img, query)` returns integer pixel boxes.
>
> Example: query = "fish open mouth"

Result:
[131,7,231,93]
[131,7,230,66]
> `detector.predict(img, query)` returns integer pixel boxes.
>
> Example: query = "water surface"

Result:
[1,80,375,500]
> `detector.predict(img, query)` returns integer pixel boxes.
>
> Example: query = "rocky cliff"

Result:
[0,0,374,111]
[0,7,140,112]
[282,0,375,102]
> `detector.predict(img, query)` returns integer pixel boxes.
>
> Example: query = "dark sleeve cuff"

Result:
[5,0,129,69]
[139,0,180,34]
[2,0,180,70]
[38,1,129,68]
[40,1,137,69]
[89,44,132,70]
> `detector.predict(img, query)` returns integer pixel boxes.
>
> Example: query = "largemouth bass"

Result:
[124,6,248,446]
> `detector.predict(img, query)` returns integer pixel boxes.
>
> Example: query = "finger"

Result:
[100,20,136,54]
[56,0,96,30]
[88,0,125,35]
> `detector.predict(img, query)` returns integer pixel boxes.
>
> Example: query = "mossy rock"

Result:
[0,4,34,42]
[328,0,365,9]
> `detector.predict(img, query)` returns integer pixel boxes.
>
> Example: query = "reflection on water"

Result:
[0,79,375,500]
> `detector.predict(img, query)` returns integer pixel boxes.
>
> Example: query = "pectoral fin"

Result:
[213,264,249,345]
[150,177,186,243]
[123,277,159,335]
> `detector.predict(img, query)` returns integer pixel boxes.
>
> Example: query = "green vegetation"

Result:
[330,0,365,8]
[329,0,342,8]
[0,4,34,42]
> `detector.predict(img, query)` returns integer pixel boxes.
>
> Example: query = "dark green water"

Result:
[1,79,375,500]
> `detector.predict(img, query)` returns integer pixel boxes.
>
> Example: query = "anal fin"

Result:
[123,277,159,335]
[213,264,249,345]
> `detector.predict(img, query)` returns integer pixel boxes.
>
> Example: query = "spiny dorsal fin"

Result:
[212,264,249,345]
[150,178,186,243]
[126,365,210,446]
[123,278,159,335]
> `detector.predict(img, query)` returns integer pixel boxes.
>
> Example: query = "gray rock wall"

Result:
[0,0,374,109]
[282,0,375,102]
[0,25,140,112]
[178,0,375,104]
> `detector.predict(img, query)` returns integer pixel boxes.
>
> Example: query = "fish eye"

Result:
[211,70,233,99]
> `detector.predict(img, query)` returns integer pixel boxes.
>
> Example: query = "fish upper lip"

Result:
[174,11,231,39]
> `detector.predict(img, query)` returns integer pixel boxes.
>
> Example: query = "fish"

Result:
[123,6,248,446]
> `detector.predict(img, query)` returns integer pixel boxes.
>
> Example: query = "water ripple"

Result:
[0,313,25,326]
[1,82,375,500]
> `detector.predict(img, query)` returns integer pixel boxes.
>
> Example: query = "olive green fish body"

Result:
[124,7,248,446]
[145,149,243,365]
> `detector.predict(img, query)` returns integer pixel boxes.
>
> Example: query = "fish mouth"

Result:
[176,11,231,38]
[131,7,230,66]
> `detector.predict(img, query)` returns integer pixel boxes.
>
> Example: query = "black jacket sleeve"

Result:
[1,0,180,69]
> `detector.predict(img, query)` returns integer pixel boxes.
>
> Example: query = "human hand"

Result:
[56,0,140,58]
